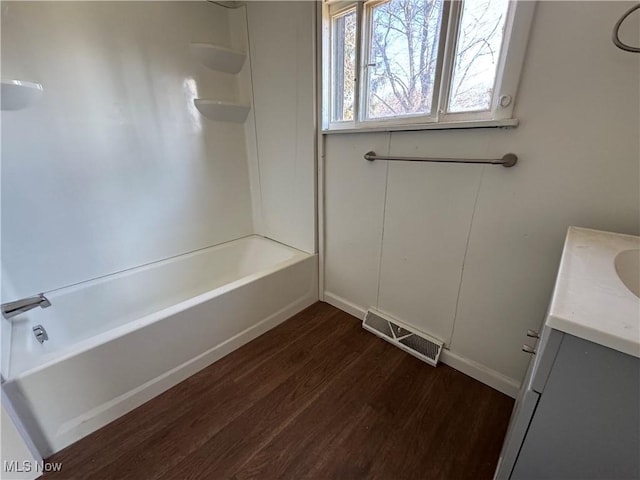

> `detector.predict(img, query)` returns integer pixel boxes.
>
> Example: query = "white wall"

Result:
[323,1,640,392]
[1,2,254,298]
[245,2,316,254]
[1,390,41,480]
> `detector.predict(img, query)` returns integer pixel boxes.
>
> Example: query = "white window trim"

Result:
[321,0,536,133]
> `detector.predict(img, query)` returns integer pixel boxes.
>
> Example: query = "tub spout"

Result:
[1,294,51,319]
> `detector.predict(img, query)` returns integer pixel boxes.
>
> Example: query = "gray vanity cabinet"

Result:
[495,326,640,480]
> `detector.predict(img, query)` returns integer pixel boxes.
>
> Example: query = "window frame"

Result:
[322,0,536,133]
[359,0,450,126]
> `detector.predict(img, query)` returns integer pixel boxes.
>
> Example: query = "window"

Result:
[322,0,535,132]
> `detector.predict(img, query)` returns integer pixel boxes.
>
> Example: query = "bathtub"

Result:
[2,235,317,456]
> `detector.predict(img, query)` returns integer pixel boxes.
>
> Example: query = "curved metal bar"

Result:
[613,3,640,53]
[364,151,518,168]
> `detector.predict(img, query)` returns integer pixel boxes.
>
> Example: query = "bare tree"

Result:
[333,11,357,120]
[368,0,507,117]
[449,0,507,111]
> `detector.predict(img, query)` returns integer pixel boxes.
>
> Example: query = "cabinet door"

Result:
[494,326,563,479]
[494,386,539,480]
[512,335,640,479]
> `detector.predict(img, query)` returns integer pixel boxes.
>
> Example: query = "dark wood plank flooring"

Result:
[43,302,514,480]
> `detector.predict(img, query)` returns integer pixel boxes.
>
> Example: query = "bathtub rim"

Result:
[8,236,313,380]
[6,234,309,302]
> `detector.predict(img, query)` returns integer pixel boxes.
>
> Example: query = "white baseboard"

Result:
[439,349,519,398]
[324,291,367,320]
[323,291,520,398]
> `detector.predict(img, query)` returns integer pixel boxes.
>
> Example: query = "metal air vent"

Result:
[363,309,443,366]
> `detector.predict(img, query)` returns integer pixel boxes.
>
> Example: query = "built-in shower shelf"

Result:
[1,79,43,111]
[189,43,246,74]
[194,99,250,123]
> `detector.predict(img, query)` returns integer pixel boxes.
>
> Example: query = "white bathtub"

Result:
[2,235,317,456]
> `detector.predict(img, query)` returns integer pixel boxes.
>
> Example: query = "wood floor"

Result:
[43,302,514,480]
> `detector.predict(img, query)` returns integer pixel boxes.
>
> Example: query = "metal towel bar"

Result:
[364,151,518,168]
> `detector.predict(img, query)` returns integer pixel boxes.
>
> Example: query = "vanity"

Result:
[495,227,640,479]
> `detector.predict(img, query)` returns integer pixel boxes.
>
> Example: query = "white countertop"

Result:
[546,227,640,358]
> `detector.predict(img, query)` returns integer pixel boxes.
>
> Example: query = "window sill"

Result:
[322,118,519,134]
